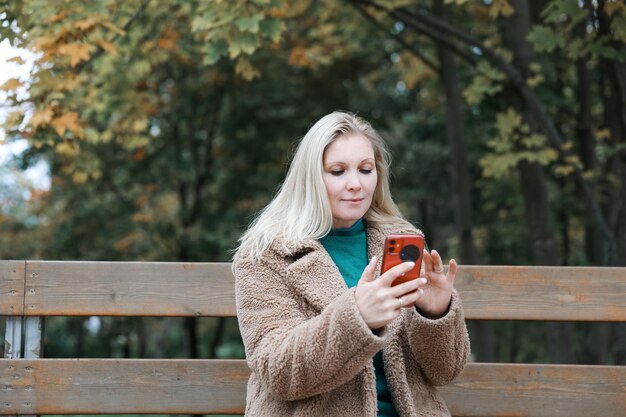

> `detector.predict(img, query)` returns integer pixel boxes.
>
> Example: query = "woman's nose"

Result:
[346,172,362,190]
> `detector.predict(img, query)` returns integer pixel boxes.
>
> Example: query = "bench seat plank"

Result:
[440,362,626,417]
[1,359,624,416]
[0,358,248,415]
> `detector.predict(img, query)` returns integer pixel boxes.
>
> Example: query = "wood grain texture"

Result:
[440,362,626,417]
[455,265,626,321]
[11,261,626,320]
[22,261,236,317]
[0,359,249,415]
[1,360,624,416]
[0,261,25,316]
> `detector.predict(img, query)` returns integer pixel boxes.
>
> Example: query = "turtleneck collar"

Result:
[326,218,365,237]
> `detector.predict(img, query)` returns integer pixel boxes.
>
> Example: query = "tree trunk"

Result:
[433,0,478,266]
[434,0,493,362]
[598,4,626,266]
[573,0,612,365]
[505,0,574,364]
[576,1,604,265]
[598,0,626,364]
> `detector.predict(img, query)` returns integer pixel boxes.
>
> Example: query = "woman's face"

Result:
[322,134,378,229]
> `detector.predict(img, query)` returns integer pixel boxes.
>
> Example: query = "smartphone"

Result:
[381,234,425,286]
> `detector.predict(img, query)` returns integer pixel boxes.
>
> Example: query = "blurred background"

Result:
[1,0,625,390]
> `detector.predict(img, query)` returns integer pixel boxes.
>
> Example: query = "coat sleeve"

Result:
[404,290,470,386]
[234,254,384,401]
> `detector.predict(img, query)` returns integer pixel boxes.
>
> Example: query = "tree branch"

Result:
[348,0,478,67]
[352,3,439,73]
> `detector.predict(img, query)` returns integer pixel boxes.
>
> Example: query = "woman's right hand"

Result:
[355,256,427,329]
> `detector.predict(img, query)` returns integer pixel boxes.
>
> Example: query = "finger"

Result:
[390,277,427,298]
[446,258,457,284]
[422,250,434,274]
[400,287,425,307]
[430,249,444,273]
[358,256,378,285]
[379,261,415,287]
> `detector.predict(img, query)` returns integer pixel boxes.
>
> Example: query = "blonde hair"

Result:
[235,111,412,261]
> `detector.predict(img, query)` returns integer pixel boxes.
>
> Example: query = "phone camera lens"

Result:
[400,244,421,262]
[389,247,395,252]
[390,240,396,245]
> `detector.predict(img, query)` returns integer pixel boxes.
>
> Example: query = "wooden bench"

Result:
[2,260,625,416]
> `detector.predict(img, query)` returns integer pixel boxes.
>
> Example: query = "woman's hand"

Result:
[412,249,456,319]
[354,256,427,329]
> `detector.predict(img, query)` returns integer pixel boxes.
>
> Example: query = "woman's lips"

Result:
[342,198,364,204]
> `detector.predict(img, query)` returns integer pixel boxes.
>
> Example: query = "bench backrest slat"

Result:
[0,260,25,316]
[1,359,624,417]
[22,261,236,317]
[4,261,625,321]
[457,265,626,321]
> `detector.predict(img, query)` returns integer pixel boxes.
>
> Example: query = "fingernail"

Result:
[407,262,415,268]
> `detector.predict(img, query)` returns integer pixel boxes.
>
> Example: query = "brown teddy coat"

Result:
[234,222,470,416]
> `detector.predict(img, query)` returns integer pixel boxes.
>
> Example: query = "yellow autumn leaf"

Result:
[30,108,54,128]
[132,212,153,223]
[45,11,65,24]
[72,171,89,184]
[235,56,260,81]
[100,20,126,36]
[0,78,23,91]
[51,111,84,138]
[604,1,626,16]
[33,34,57,51]
[95,38,118,54]
[55,141,80,157]
[6,56,25,65]
[397,53,435,90]
[596,128,611,140]
[490,0,514,18]
[75,17,98,31]
[58,43,95,67]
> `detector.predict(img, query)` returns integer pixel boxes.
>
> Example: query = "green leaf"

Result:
[611,15,626,43]
[527,25,562,53]
[259,18,285,42]
[541,0,586,24]
[228,32,260,58]
[235,14,263,33]
[204,39,228,65]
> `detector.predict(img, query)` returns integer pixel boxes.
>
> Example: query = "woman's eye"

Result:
[330,170,344,176]
[360,169,373,174]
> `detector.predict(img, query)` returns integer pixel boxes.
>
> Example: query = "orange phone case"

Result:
[381,234,425,286]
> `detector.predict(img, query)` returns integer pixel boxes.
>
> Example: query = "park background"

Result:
[1,0,625,390]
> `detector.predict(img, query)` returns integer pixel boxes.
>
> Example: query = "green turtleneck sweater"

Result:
[320,218,400,417]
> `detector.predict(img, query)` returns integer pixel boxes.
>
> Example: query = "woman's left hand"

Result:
[411,249,456,319]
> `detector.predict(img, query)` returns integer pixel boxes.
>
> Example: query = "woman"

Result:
[233,111,470,416]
